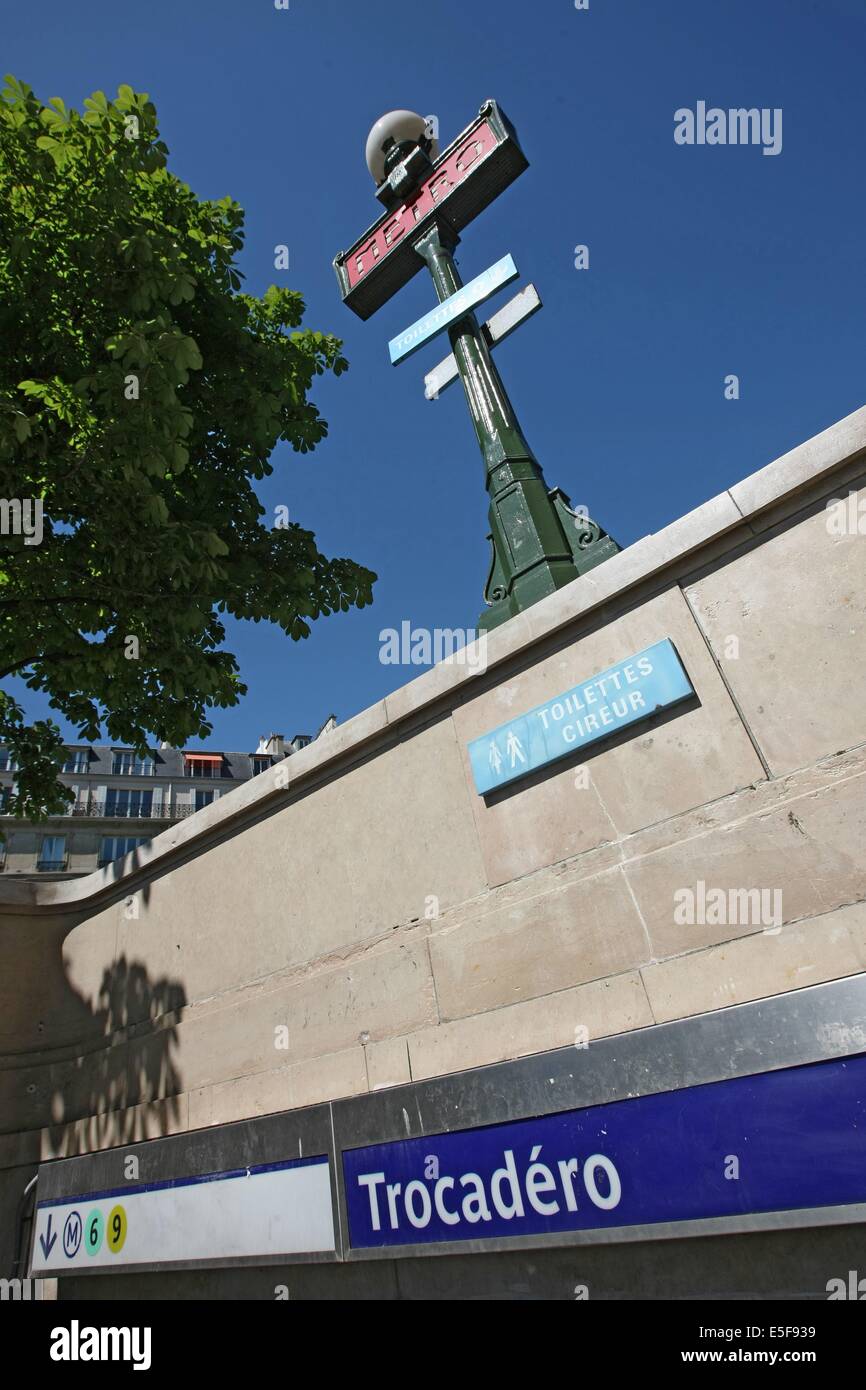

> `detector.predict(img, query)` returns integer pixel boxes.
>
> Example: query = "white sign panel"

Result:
[425,284,542,398]
[30,1156,334,1274]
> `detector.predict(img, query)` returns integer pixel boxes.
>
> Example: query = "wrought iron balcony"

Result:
[0,799,204,822]
[64,801,198,822]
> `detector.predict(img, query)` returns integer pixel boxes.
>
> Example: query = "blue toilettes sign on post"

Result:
[467,637,695,795]
[388,254,519,365]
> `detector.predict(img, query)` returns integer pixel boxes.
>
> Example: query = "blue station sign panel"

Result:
[467,637,694,794]
[388,254,519,365]
[343,1055,866,1250]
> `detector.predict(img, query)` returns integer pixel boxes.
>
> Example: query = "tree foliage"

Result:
[0,76,375,819]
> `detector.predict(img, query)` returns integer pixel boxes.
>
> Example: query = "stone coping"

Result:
[3,402,865,915]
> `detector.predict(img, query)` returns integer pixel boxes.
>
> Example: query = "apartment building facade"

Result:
[0,727,331,879]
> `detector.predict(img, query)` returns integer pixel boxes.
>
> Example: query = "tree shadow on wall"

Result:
[45,955,187,1159]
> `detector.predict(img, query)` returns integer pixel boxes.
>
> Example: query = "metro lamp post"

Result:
[334,102,619,633]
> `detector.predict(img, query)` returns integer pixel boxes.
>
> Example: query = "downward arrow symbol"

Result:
[39,1213,56,1259]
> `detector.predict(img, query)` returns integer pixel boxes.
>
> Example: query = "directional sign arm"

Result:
[425,284,542,398]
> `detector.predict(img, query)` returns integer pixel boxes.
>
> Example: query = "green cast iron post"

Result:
[413,223,619,633]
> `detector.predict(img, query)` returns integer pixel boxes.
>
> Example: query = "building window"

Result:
[98,836,149,867]
[184,755,224,779]
[63,749,90,775]
[0,749,18,773]
[251,757,271,776]
[0,786,11,814]
[195,790,215,811]
[67,787,91,816]
[106,789,153,819]
[38,835,67,872]
[111,751,155,776]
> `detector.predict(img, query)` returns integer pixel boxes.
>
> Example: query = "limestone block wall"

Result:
[1,404,865,1267]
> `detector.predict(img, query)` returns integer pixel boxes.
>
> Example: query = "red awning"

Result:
[184,754,223,761]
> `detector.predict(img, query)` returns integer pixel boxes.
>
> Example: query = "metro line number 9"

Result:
[107,1204,127,1254]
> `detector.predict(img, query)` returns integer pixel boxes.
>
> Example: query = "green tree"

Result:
[0,76,375,821]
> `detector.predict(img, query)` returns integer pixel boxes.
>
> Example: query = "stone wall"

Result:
[1,403,865,1272]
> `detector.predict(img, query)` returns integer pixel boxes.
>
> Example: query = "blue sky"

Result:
[6,0,866,751]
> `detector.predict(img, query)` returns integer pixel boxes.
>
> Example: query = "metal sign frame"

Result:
[333,99,528,320]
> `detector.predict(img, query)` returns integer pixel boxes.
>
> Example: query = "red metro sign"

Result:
[334,100,528,321]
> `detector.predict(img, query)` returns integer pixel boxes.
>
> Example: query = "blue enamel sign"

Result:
[343,1055,866,1250]
[468,637,694,795]
[388,254,519,365]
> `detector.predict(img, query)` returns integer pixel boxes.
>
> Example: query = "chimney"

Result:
[256,733,286,757]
